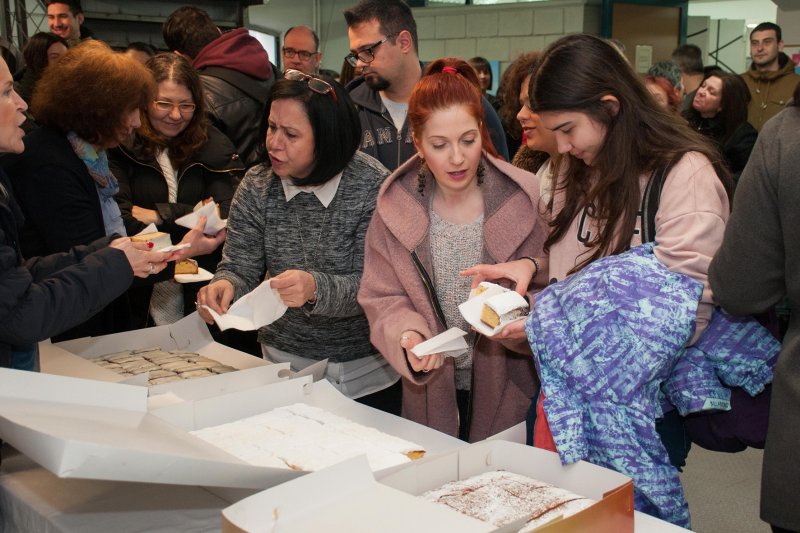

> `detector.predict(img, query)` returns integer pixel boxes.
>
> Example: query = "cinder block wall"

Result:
[414,0,601,72]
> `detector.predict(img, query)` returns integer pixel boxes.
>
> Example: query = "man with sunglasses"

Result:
[282,26,323,76]
[344,0,508,172]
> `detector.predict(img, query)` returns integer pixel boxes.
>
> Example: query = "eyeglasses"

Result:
[282,47,319,61]
[345,34,395,67]
[152,101,196,115]
[284,69,338,103]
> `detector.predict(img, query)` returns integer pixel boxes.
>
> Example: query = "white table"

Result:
[0,447,231,533]
[0,446,690,532]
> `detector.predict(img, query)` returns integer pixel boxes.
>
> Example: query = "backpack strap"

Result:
[640,160,677,244]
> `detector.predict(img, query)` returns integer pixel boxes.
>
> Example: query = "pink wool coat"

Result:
[358,152,548,441]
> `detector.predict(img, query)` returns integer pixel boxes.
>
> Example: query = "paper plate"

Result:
[174,267,214,284]
[458,291,526,337]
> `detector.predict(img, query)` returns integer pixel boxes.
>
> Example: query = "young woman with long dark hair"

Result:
[464,34,733,527]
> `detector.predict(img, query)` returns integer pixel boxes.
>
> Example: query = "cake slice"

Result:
[480,290,529,329]
[131,231,172,251]
[175,258,199,275]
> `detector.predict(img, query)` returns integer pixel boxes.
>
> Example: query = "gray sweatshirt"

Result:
[214,151,389,362]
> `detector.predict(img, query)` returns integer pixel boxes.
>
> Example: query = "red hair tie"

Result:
[441,66,458,74]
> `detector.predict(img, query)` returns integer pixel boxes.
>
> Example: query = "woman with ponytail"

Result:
[358,58,548,441]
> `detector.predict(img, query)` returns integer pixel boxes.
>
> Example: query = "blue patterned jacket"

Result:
[526,243,777,528]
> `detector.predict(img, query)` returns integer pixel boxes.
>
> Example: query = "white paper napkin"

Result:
[203,280,288,331]
[136,223,159,235]
[175,200,227,235]
[410,327,469,358]
[158,242,191,253]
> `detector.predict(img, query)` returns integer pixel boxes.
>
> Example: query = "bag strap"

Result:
[640,160,677,244]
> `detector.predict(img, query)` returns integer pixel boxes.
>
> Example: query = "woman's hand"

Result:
[400,330,444,373]
[110,237,170,278]
[177,215,226,258]
[196,279,235,324]
[491,318,528,341]
[461,259,537,296]
[132,205,160,225]
[270,270,316,307]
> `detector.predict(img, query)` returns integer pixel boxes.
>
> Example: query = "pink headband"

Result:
[441,66,458,74]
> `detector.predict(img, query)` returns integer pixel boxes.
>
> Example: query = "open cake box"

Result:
[38,312,301,400]
[221,439,634,532]
[0,369,463,490]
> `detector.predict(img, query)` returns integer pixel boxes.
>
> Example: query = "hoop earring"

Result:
[477,161,485,186]
[417,159,427,196]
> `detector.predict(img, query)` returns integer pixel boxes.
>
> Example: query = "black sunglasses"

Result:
[345,34,396,67]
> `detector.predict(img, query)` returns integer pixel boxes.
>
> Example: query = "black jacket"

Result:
[347,75,509,172]
[691,115,758,183]
[4,125,134,340]
[0,168,132,368]
[200,65,278,168]
[109,126,244,326]
[110,125,244,241]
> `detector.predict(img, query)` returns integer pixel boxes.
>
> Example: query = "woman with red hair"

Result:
[358,58,549,441]
[644,74,682,115]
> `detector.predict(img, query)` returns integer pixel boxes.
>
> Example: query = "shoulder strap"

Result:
[640,160,676,244]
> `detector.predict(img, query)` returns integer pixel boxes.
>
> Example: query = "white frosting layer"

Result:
[485,291,528,316]
[189,403,425,472]
[470,281,506,300]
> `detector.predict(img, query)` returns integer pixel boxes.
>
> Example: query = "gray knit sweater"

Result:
[213,151,389,362]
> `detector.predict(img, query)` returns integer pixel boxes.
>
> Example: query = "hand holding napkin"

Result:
[203,280,288,331]
[176,200,226,236]
[410,328,469,358]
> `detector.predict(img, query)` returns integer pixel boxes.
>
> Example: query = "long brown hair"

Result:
[137,53,208,166]
[531,34,732,272]
[684,71,751,146]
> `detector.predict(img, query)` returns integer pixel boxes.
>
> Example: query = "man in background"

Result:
[282,26,322,76]
[742,22,800,131]
[344,0,507,171]
[671,44,704,113]
[46,0,91,46]
[163,6,277,167]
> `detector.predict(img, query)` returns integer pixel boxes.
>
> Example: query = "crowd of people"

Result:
[0,0,798,531]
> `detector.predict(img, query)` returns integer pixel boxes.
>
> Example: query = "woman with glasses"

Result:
[196,73,402,413]
[3,41,205,341]
[358,59,548,441]
[109,53,243,327]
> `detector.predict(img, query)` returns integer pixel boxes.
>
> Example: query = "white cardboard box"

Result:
[221,440,635,533]
[38,312,292,399]
[378,440,634,532]
[221,456,493,533]
[0,369,463,490]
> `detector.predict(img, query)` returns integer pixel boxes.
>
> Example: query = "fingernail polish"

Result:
[147,242,154,249]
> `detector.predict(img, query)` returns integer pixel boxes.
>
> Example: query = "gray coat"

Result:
[708,106,800,530]
[213,151,388,363]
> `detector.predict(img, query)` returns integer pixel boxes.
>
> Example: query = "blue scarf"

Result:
[67,132,127,237]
